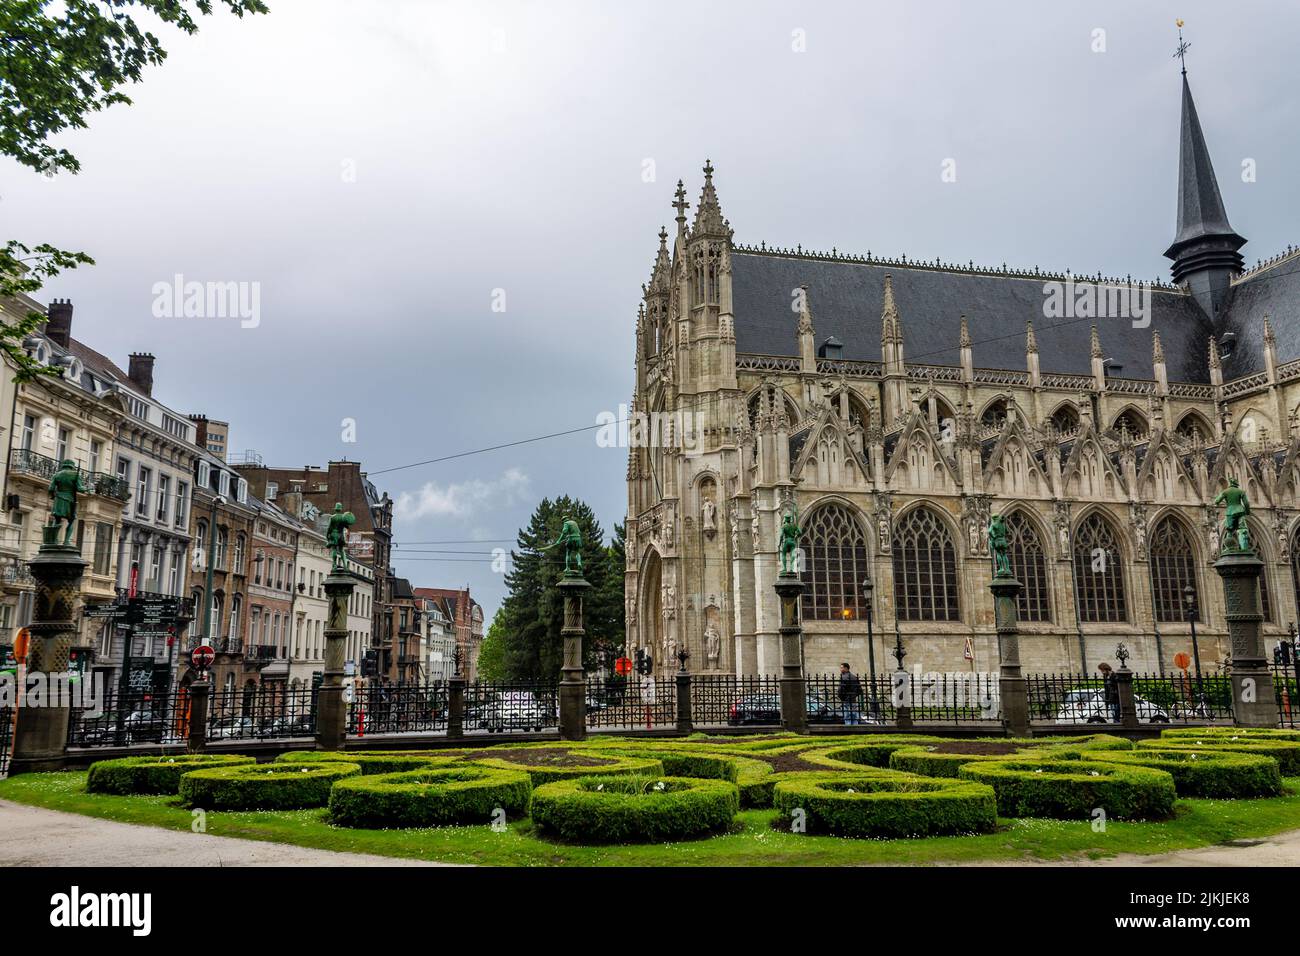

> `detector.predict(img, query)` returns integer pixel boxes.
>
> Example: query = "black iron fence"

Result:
[691,674,782,727]
[464,680,559,734]
[208,683,316,740]
[1132,672,1234,723]
[585,675,676,729]
[0,706,12,775]
[1274,661,1299,729]
[67,685,193,748]
[1026,673,1106,724]
[346,681,448,735]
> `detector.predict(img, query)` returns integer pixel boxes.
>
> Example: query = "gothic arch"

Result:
[1000,506,1053,622]
[638,547,665,666]
[1071,507,1130,623]
[1148,512,1202,624]
[1047,401,1081,435]
[798,499,872,621]
[1173,409,1213,444]
[1245,517,1276,623]
[746,383,801,428]
[977,394,1022,430]
[891,503,961,622]
[1108,405,1149,440]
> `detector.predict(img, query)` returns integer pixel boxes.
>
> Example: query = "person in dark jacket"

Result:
[1098,662,1120,722]
[838,662,863,725]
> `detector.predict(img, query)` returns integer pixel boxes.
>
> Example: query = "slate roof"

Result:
[1217,255,1300,380]
[730,252,1215,382]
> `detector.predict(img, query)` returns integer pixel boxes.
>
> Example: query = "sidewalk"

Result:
[0,799,455,867]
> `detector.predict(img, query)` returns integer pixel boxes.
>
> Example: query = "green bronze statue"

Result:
[1213,477,1251,552]
[988,513,1012,578]
[325,502,356,570]
[47,459,89,547]
[778,507,801,575]
[541,515,583,577]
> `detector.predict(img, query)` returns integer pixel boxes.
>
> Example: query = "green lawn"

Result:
[3,769,1299,866]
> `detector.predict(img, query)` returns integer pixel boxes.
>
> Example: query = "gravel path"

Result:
[0,799,455,867]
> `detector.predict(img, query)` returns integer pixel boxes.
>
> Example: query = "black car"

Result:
[727,692,841,725]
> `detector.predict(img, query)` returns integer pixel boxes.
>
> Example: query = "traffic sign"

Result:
[13,627,29,664]
[191,644,216,670]
[963,636,974,662]
[1173,652,1191,671]
[615,656,632,676]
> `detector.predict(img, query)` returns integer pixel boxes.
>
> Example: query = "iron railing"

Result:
[805,673,895,725]
[67,685,192,748]
[690,674,781,727]
[0,706,12,775]
[207,684,316,740]
[585,675,676,729]
[1132,672,1234,723]
[346,681,448,735]
[463,680,559,734]
[1273,661,1299,729]
[893,671,1002,723]
[1027,673,1107,723]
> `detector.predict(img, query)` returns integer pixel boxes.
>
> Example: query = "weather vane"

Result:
[1173,19,1190,75]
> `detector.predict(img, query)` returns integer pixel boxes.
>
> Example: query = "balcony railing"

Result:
[2,562,35,587]
[9,449,131,501]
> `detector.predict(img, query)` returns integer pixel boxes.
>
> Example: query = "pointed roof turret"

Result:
[691,159,730,237]
[880,274,901,345]
[647,226,672,294]
[672,180,690,239]
[959,314,971,348]
[1162,39,1246,319]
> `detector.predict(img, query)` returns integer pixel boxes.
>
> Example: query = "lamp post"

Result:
[1183,584,1203,696]
[862,575,878,718]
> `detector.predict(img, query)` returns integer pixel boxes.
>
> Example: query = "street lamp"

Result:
[1183,584,1203,696]
[862,575,879,718]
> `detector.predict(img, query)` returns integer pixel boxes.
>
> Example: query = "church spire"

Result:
[691,159,730,237]
[1163,30,1246,321]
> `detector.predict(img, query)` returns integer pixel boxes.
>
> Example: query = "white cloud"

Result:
[395,468,530,521]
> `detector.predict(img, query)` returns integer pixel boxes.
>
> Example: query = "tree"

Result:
[495,497,622,681]
[476,609,508,682]
[0,0,268,378]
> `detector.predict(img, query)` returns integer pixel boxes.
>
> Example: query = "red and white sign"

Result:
[191,644,216,669]
[963,637,974,662]
[615,656,632,676]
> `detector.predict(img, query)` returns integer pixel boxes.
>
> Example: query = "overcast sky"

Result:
[3,0,1297,618]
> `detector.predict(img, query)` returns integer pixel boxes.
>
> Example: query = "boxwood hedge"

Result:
[958,758,1176,820]
[276,751,457,774]
[179,761,361,810]
[328,766,532,828]
[772,771,998,838]
[887,747,1012,778]
[86,754,256,795]
[1137,737,1300,776]
[803,741,930,770]
[601,750,738,782]
[1081,748,1282,798]
[472,752,663,785]
[531,774,739,842]
[1159,727,1300,742]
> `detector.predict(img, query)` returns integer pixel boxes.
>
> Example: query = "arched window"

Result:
[1149,516,1199,623]
[229,595,242,646]
[1175,412,1211,445]
[1111,409,1149,440]
[1073,513,1128,623]
[980,398,1008,430]
[892,507,960,621]
[1049,403,1080,436]
[215,526,228,568]
[1004,511,1050,622]
[800,504,870,620]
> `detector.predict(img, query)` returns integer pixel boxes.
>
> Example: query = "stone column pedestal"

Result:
[1115,666,1139,729]
[318,570,357,750]
[447,676,465,738]
[989,574,1029,737]
[774,572,807,733]
[10,539,87,775]
[187,681,210,753]
[557,575,591,741]
[1215,549,1275,727]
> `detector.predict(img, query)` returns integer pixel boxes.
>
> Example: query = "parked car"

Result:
[1054,688,1170,724]
[727,692,847,726]
[122,710,165,744]
[484,692,548,733]
[209,716,257,739]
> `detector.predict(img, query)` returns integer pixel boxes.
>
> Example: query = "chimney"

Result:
[45,299,73,348]
[128,353,155,396]
[189,413,209,448]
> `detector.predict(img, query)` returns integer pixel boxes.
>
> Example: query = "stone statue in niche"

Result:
[705,623,721,668]
[701,496,717,538]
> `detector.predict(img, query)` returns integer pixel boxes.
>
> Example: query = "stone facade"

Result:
[626,81,1300,681]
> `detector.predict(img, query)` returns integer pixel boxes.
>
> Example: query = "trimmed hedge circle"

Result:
[531,774,739,843]
[887,747,1011,778]
[1081,748,1283,799]
[179,761,361,810]
[328,766,532,828]
[803,741,928,770]
[472,752,663,785]
[277,751,457,774]
[958,758,1176,820]
[772,771,998,838]
[1160,727,1300,743]
[602,750,738,782]
[1137,737,1300,776]
[87,754,256,796]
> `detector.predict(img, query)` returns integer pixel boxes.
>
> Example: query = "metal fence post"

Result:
[187,681,210,753]
[675,668,692,734]
[447,676,465,738]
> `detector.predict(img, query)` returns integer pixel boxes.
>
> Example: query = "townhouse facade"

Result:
[413,587,484,680]
[422,595,457,682]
